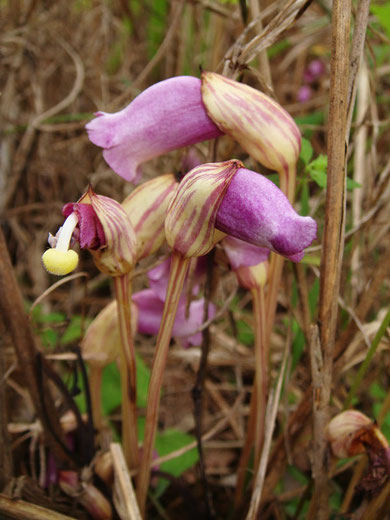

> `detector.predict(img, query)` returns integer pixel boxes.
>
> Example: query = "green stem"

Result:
[114,274,138,471]
[136,253,191,516]
[344,307,390,410]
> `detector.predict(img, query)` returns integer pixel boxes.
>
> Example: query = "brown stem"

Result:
[89,366,103,432]
[265,165,296,347]
[234,284,267,509]
[136,253,191,516]
[251,286,267,473]
[0,226,72,466]
[192,250,216,520]
[114,274,138,471]
[309,0,351,517]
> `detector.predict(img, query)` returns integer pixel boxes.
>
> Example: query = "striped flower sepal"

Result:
[72,186,137,276]
[122,174,178,261]
[165,160,243,258]
[42,186,137,277]
[201,72,301,184]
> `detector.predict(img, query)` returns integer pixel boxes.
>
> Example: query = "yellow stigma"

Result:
[42,248,79,276]
[42,211,79,276]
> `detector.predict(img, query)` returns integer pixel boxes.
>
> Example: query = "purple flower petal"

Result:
[147,256,207,302]
[216,168,317,261]
[297,85,313,103]
[86,76,223,182]
[133,289,214,346]
[303,59,325,83]
[63,202,106,250]
[223,236,269,270]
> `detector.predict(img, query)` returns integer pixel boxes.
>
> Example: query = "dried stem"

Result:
[192,250,216,519]
[136,253,191,516]
[251,285,267,473]
[234,284,267,508]
[89,366,103,432]
[265,165,296,346]
[312,0,352,516]
[110,442,142,520]
[0,226,72,466]
[114,274,138,471]
[0,494,75,520]
[245,338,289,520]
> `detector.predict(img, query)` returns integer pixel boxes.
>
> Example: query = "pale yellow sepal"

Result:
[42,248,79,276]
[201,72,301,177]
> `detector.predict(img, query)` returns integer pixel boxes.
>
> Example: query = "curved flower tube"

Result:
[165,161,316,262]
[86,77,223,182]
[216,168,317,262]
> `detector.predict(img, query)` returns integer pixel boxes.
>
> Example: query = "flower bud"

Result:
[326,410,389,459]
[81,300,138,368]
[165,160,243,258]
[86,76,223,182]
[122,174,178,260]
[201,72,301,175]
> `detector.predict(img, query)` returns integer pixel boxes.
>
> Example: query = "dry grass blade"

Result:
[311,0,351,516]
[245,340,289,519]
[0,494,76,520]
[238,0,308,68]
[111,443,142,520]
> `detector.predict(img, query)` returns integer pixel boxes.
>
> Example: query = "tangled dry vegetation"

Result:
[1,0,390,519]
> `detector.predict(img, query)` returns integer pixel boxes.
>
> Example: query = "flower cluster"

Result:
[41,70,318,514]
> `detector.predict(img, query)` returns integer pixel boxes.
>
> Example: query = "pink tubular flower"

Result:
[86,77,223,183]
[215,168,317,262]
[133,289,212,347]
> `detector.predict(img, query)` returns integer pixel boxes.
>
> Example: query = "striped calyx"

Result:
[78,186,137,276]
[122,174,178,260]
[165,160,242,258]
[201,72,301,177]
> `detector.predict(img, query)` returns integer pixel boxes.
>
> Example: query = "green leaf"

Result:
[60,316,92,345]
[101,354,151,415]
[154,429,199,497]
[309,168,327,188]
[299,138,313,165]
[371,4,390,39]
[369,381,386,400]
[346,177,362,191]
[237,320,254,346]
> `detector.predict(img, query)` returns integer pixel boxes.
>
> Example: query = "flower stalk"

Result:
[136,253,191,515]
[114,274,139,471]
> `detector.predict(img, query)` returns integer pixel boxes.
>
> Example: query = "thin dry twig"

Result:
[245,338,289,520]
[110,443,142,520]
[0,494,75,520]
[312,1,351,516]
